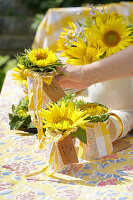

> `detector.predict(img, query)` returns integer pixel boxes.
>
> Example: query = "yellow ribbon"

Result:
[36,73,44,149]
[24,69,72,177]
[24,69,53,85]
[110,113,123,139]
[25,128,77,177]
[95,122,113,155]
[25,69,53,149]
[25,139,58,178]
[25,147,58,177]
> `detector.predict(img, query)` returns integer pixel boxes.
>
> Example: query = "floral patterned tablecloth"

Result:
[0,71,133,200]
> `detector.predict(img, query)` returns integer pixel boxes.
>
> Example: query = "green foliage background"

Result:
[21,0,132,14]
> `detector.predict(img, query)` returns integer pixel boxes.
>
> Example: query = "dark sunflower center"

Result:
[103,31,120,47]
[80,103,107,116]
[54,117,73,125]
[35,52,48,60]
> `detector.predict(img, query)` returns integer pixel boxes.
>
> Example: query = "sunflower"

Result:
[39,101,88,138]
[27,47,58,67]
[62,37,98,65]
[79,102,110,122]
[11,64,27,88]
[57,22,77,52]
[93,6,122,27]
[88,17,133,57]
[80,103,108,116]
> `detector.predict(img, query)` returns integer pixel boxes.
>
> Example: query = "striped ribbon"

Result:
[25,69,53,149]
[78,121,113,159]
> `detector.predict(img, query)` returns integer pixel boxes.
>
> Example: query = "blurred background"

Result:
[0,0,132,92]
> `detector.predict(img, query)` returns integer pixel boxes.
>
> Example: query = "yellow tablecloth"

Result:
[0,71,133,200]
[32,2,133,52]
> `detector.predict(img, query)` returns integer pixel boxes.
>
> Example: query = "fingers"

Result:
[54,73,70,84]
[54,65,71,83]
[56,66,62,73]
[54,74,64,83]
[57,80,78,89]
[56,64,73,75]
[54,64,88,89]
[57,79,88,90]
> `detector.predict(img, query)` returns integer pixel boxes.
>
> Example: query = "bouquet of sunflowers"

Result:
[57,6,133,65]
[16,47,63,74]
[11,47,63,92]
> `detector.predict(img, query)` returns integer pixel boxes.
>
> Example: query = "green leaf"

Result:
[15,120,25,130]
[76,20,83,27]
[9,113,13,121]
[129,31,133,36]
[9,115,24,130]
[70,127,87,144]
[127,25,133,28]
[28,122,36,129]
[0,70,5,92]
[9,96,32,130]
[74,99,85,108]
[12,105,16,113]
[23,115,32,127]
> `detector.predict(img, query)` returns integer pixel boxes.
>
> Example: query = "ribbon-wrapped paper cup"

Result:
[44,129,76,172]
[77,102,113,160]
[26,72,52,110]
[82,120,113,160]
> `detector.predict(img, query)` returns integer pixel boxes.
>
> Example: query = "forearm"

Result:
[87,45,133,85]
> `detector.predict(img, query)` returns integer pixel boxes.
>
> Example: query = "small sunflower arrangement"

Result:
[11,48,63,91]
[75,100,112,160]
[17,47,63,74]
[39,101,89,144]
[57,6,133,65]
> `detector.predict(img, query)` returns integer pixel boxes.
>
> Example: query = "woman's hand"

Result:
[55,45,133,90]
[55,64,91,89]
